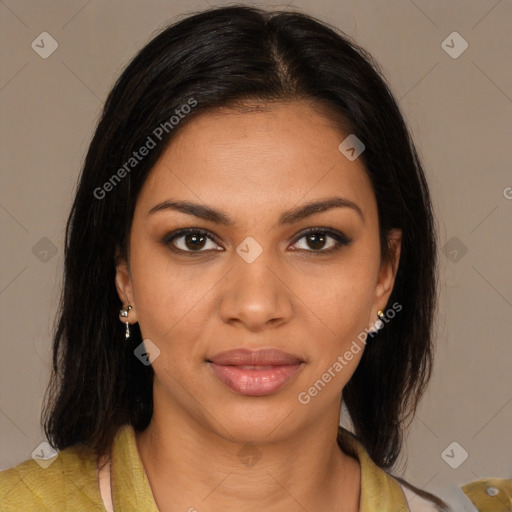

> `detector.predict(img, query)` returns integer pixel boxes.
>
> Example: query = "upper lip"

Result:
[207,348,303,366]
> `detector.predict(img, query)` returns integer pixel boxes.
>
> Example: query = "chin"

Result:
[208,401,299,445]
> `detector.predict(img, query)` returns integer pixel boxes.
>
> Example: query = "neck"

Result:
[135,395,360,511]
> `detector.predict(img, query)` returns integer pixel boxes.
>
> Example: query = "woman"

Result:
[0,5,452,511]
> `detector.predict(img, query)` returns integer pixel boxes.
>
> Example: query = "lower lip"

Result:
[208,362,303,396]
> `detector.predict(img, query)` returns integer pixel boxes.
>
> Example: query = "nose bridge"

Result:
[218,238,294,328]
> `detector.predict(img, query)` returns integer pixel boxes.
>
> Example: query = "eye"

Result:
[290,228,352,254]
[162,228,223,253]
[161,227,352,256]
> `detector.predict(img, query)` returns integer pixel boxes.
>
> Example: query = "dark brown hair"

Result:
[42,4,437,472]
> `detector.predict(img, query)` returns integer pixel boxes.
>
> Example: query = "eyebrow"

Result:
[147,196,365,225]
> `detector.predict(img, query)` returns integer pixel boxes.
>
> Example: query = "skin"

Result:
[115,100,401,512]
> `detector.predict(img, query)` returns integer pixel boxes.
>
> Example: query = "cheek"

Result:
[297,250,380,355]
[296,266,379,397]
[128,241,217,352]
[292,277,377,407]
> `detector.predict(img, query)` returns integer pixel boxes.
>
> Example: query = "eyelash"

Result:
[161,227,352,256]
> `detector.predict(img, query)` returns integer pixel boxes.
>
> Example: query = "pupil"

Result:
[308,233,325,250]
[186,233,206,250]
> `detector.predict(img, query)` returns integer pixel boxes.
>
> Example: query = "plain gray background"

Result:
[1,1,511,510]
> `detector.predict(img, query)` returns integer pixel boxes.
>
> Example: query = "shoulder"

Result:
[0,443,105,511]
[337,426,453,512]
[395,476,454,512]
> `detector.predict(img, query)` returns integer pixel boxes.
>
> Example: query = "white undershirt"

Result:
[98,454,114,512]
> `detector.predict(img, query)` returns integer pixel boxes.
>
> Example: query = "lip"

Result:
[206,348,304,397]
[208,348,303,366]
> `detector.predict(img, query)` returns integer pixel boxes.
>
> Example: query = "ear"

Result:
[371,228,402,317]
[115,257,138,324]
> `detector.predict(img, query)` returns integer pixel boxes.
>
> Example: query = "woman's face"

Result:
[116,100,401,442]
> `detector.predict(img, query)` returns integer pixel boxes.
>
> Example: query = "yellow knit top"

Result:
[1,424,417,511]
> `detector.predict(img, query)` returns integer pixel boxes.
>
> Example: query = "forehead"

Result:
[136,101,377,222]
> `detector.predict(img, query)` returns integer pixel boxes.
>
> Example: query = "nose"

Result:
[217,249,295,331]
